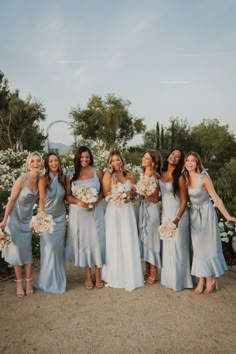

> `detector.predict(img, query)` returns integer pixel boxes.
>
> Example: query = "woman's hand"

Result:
[228,216,236,223]
[0,220,7,229]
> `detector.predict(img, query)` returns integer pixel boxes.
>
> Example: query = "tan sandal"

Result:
[16,279,25,298]
[25,278,34,296]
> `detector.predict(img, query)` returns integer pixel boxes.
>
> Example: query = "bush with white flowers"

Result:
[219,218,236,243]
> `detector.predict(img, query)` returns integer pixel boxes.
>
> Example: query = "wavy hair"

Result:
[71,146,94,183]
[44,152,65,189]
[26,151,43,171]
[107,149,131,183]
[162,148,185,196]
[182,151,204,186]
[141,149,162,176]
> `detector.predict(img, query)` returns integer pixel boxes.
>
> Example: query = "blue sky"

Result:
[1,0,236,145]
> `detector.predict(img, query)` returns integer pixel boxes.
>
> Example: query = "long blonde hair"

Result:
[26,151,43,171]
[107,150,131,184]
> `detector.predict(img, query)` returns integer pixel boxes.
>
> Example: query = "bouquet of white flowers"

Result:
[158,219,177,239]
[75,185,98,209]
[135,175,157,197]
[105,184,129,206]
[0,228,12,250]
[30,211,55,234]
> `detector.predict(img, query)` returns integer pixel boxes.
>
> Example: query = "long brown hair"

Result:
[142,149,162,176]
[44,153,65,189]
[182,151,204,186]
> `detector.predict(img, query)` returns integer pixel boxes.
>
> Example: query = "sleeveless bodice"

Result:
[71,168,100,197]
[11,186,38,223]
[44,174,65,217]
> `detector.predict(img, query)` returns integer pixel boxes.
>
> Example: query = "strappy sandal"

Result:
[25,278,34,296]
[85,281,94,290]
[204,279,218,294]
[96,281,104,289]
[16,279,25,298]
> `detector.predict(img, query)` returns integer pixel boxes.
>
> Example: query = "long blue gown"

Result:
[35,174,66,293]
[138,176,161,268]
[159,180,193,291]
[2,187,38,265]
[102,180,144,291]
[188,171,227,277]
[65,168,105,267]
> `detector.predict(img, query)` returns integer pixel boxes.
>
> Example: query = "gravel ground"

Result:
[0,263,236,354]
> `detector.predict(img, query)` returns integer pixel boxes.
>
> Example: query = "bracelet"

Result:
[176,216,181,220]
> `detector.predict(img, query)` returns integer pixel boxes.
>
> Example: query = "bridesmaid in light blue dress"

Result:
[0,152,43,297]
[138,150,162,284]
[183,152,235,294]
[160,149,193,291]
[35,153,66,293]
[102,150,144,291]
[65,146,105,289]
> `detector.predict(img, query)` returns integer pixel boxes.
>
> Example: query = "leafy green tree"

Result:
[0,71,46,152]
[143,129,156,149]
[191,119,236,163]
[165,117,193,152]
[70,94,146,149]
[214,158,236,214]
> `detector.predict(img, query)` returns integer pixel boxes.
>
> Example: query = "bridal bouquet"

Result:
[0,228,12,251]
[158,220,177,239]
[75,185,98,209]
[134,176,157,197]
[105,184,129,206]
[30,211,55,234]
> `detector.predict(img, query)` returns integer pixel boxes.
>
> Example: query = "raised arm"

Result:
[65,177,79,205]
[173,176,188,226]
[102,171,112,197]
[202,175,236,222]
[0,176,23,228]
[38,176,46,212]
[96,169,104,202]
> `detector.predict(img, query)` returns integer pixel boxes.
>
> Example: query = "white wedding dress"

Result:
[102,180,144,291]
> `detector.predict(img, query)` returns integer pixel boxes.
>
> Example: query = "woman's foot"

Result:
[204,278,218,294]
[145,267,157,285]
[25,278,34,296]
[16,279,25,298]
[85,280,94,290]
[194,278,205,295]
[94,266,104,289]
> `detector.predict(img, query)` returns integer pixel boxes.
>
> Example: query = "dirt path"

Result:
[0,264,236,354]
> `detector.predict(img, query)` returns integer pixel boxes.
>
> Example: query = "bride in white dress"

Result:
[102,150,144,291]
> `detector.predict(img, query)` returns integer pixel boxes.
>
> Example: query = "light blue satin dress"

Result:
[2,187,38,265]
[138,177,161,268]
[35,174,66,293]
[65,168,105,267]
[102,180,144,291]
[188,171,227,277]
[159,180,193,291]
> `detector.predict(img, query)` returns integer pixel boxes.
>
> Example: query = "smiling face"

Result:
[80,151,91,168]
[184,154,198,173]
[48,154,60,174]
[28,154,42,174]
[142,152,153,169]
[110,154,123,172]
[167,149,182,166]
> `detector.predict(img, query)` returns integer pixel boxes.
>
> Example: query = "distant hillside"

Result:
[45,142,72,154]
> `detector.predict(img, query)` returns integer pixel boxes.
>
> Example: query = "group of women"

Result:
[0,146,235,297]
